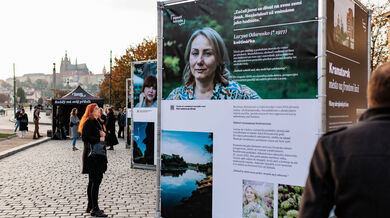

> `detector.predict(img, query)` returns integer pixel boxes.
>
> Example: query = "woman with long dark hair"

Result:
[78,103,108,217]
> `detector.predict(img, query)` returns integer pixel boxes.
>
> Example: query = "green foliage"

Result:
[16,87,26,103]
[278,185,303,218]
[38,97,43,105]
[164,56,181,75]
[32,79,48,91]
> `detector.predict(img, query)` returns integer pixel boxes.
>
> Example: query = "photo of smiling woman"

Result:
[166,27,260,100]
[136,75,157,107]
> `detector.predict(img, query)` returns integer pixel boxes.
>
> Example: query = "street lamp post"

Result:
[13,63,16,116]
[53,63,56,98]
[109,50,112,106]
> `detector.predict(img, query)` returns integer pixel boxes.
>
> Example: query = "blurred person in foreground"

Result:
[299,61,390,218]
[79,103,108,217]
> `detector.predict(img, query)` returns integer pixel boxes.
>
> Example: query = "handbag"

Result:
[88,141,107,157]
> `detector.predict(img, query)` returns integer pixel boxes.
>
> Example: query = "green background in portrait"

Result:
[162,0,318,99]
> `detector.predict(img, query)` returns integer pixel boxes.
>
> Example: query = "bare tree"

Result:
[363,1,390,72]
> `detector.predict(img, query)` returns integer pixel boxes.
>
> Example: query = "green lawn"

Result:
[0,133,15,139]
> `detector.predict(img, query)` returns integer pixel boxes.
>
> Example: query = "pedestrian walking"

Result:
[79,103,108,217]
[14,109,21,133]
[29,104,32,112]
[117,108,125,138]
[299,61,390,218]
[33,104,42,139]
[70,108,80,151]
[19,108,28,138]
[106,107,119,150]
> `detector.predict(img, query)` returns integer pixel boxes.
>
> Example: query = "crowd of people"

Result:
[14,104,43,139]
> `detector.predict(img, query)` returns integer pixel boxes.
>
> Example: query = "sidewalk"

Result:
[0,129,50,159]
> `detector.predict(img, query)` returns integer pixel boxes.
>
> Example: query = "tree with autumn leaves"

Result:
[98,38,157,108]
[363,1,390,72]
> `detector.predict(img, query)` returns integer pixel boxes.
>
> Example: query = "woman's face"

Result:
[75,109,78,115]
[245,186,256,203]
[189,34,218,84]
[144,86,156,102]
[92,107,99,119]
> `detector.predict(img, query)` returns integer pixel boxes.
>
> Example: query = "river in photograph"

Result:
[161,169,207,214]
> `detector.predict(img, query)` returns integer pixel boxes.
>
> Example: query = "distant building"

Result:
[25,88,42,104]
[59,51,91,76]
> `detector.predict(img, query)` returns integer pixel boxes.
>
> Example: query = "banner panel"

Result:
[160,0,319,217]
[326,0,369,130]
[132,62,158,166]
[126,78,132,147]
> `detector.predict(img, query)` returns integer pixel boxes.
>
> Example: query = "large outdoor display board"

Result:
[131,61,158,169]
[159,0,322,217]
[126,78,132,148]
[326,0,369,131]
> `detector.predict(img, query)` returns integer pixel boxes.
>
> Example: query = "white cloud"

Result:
[162,137,211,164]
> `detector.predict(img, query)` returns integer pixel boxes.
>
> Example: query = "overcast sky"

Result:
[0,0,159,80]
[0,0,386,81]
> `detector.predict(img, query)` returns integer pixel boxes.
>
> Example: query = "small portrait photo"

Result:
[242,180,274,218]
[133,62,157,107]
[277,184,304,218]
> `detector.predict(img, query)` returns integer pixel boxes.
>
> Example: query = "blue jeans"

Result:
[14,120,20,132]
[72,137,77,146]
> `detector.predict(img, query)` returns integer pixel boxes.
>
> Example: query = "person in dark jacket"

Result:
[79,103,108,217]
[117,108,125,138]
[19,108,28,138]
[14,109,21,133]
[106,107,119,150]
[299,61,390,218]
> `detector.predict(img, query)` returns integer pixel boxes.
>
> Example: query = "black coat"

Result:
[299,107,390,218]
[81,119,107,174]
[19,113,28,131]
[105,112,118,146]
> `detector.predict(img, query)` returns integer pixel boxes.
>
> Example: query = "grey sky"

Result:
[0,0,159,80]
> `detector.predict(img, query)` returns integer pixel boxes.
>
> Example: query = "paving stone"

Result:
[0,139,157,217]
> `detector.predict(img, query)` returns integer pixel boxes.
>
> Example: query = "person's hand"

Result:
[99,130,106,137]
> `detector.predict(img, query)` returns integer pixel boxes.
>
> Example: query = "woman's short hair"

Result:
[141,76,157,101]
[368,62,390,107]
[141,76,157,92]
[183,27,230,87]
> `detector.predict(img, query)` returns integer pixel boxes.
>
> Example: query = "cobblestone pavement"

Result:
[0,139,157,218]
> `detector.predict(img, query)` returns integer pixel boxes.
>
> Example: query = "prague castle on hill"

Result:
[59,51,91,76]
[1,51,104,102]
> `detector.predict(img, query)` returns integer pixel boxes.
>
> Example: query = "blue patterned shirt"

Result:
[166,81,261,100]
